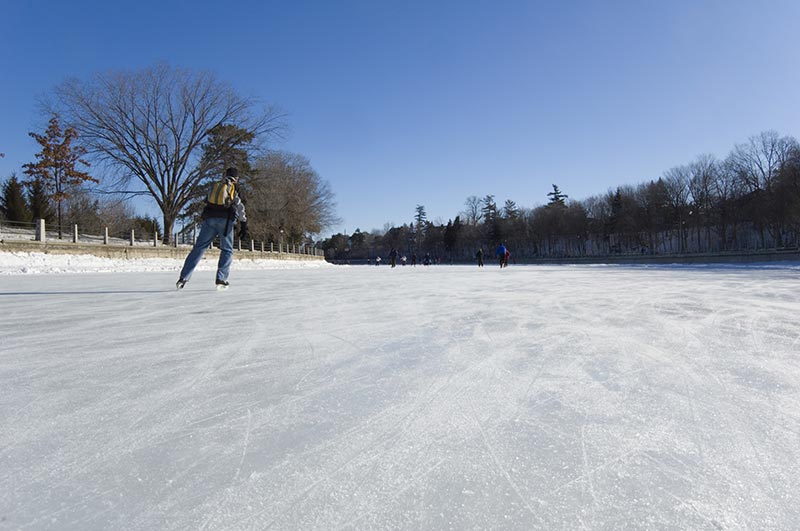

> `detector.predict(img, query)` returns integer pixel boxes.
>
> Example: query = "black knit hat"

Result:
[225,167,239,181]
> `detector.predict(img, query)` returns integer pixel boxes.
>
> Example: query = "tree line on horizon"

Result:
[0,64,338,246]
[319,130,800,262]
[2,64,798,259]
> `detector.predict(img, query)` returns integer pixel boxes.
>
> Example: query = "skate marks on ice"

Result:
[1,265,800,529]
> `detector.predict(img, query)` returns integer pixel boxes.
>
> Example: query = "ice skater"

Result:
[495,243,509,268]
[176,168,247,290]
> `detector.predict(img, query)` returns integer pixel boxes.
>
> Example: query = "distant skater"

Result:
[176,168,247,290]
[495,243,509,268]
[389,248,398,268]
[476,247,484,267]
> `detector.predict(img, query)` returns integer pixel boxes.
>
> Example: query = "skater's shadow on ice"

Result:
[0,289,175,296]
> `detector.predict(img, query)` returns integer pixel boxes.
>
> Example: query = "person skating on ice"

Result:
[176,167,247,290]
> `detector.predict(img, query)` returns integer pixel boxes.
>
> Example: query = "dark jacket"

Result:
[202,188,247,222]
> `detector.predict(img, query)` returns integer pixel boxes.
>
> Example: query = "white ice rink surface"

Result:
[1,254,799,530]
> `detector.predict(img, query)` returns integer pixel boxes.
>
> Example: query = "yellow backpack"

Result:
[207,180,235,207]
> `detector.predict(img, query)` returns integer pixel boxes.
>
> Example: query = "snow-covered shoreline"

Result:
[0,251,333,275]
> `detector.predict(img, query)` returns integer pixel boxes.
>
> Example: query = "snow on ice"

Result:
[1,252,799,530]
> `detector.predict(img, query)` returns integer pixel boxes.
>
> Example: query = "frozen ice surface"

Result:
[1,254,799,530]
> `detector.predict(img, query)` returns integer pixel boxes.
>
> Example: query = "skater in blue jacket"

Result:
[495,243,509,268]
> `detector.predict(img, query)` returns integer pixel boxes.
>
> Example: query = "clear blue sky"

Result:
[2,0,799,236]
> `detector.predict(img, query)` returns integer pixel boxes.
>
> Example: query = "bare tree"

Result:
[687,154,718,251]
[728,131,798,194]
[712,158,744,250]
[663,165,692,252]
[247,152,339,245]
[727,131,799,246]
[49,64,284,243]
[63,186,139,236]
[460,195,483,225]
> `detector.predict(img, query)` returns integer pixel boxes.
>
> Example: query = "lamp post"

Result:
[686,210,693,253]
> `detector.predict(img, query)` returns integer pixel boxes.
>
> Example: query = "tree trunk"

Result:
[57,201,63,240]
[162,214,175,245]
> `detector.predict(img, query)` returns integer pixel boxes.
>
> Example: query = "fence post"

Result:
[192,225,197,245]
[237,238,241,251]
[73,224,78,243]
[261,241,265,253]
[173,234,178,248]
[153,230,158,247]
[103,227,109,245]
[270,242,273,253]
[36,219,46,242]
[249,239,255,252]
[130,229,135,246]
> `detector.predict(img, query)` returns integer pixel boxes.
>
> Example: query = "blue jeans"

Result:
[179,217,234,282]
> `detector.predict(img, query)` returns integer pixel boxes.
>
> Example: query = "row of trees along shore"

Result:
[0,64,338,247]
[320,130,800,262]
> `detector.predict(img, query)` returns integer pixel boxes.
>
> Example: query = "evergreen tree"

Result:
[503,199,520,219]
[350,228,366,251]
[27,178,55,224]
[131,216,162,239]
[414,205,427,249]
[183,123,257,222]
[443,216,463,254]
[202,123,256,177]
[1,174,31,222]
[318,232,352,261]
[547,184,568,207]
[481,195,497,222]
[414,204,427,226]
[22,115,98,238]
[480,195,503,243]
[443,219,454,251]
[453,215,463,236]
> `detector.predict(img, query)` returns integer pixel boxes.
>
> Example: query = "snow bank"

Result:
[0,251,333,275]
